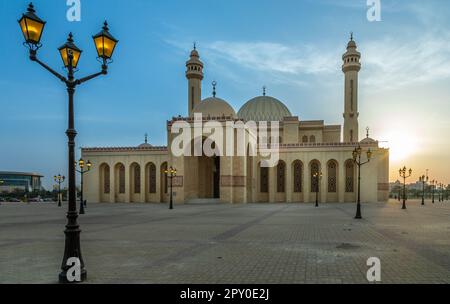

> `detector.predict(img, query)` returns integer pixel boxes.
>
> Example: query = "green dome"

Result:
[238,96,292,122]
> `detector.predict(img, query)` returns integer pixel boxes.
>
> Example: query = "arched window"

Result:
[103,164,110,194]
[302,135,308,143]
[345,160,355,192]
[277,161,286,193]
[293,160,303,193]
[327,160,337,193]
[260,166,269,193]
[148,163,156,193]
[133,164,141,194]
[118,164,125,194]
[310,160,320,192]
[310,135,316,143]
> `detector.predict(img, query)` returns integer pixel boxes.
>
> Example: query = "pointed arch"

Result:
[277,160,286,193]
[99,163,110,202]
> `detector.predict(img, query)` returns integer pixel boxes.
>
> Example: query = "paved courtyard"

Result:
[1,199,449,284]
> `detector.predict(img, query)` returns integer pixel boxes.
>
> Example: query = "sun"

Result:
[381,128,419,162]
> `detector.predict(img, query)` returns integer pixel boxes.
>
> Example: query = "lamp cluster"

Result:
[19,3,118,69]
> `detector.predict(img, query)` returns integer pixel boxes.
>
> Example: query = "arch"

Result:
[327,159,339,203]
[144,162,157,203]
[344,159,356,202]
[327,160,338,193]
[160,162,168,202]
[99,163,110,202]
[292,160,303,193]
[309,135,316,143]
[258,162,269,194]
[309,160,321,193]
[276,160,286,193]
[345,159,355,193]
[114,163,125,203]
[129,162,141,202]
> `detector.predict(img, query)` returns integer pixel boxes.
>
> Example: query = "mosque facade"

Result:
[82,37,390,204]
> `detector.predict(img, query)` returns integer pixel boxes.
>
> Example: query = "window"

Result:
[327,161,337,193]
[103,165,110,194]
[260,166,269,193]
[310,161,320,192]
[310,135,316,143]
[277,161,285,193]
[293,161,303,193]
[302,135,308,143]
[134,165,141,194]
[148,163,156,193]
[119,164,125,194]
[345,160,354,193]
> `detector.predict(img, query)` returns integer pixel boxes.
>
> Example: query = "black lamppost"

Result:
[399,166,412,210]
[164,166,177,210]
[19,3,118,283]
[313,171,322,207]
[352,145,372,219]
[439,183,443,202]
[431,180,436,203]
[75,158,92,215]
[54,174,65,207]
[419,174,428,206]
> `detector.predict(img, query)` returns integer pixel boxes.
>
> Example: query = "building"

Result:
[82,37,390,204]
[0,171,43,193]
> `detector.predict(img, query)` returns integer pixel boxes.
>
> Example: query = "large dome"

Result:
[192,97,236,118]
[238,96,292,122]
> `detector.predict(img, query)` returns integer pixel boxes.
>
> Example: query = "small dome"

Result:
[192,97,236,118]
[138,143,152,148]
[238,96,292,122]
[360,137,376,144]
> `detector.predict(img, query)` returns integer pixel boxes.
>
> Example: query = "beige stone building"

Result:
[82,37,389,204]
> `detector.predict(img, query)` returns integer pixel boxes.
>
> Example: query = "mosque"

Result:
[82,36,389,204]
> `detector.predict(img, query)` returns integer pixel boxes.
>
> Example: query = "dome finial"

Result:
[350,32,353,41]
[212,81,217,97]
[366,127,370,138]
[263,85,266,96]
[145,133,148,144]
[193,41,196,50]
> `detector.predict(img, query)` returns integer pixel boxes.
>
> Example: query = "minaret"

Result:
[342,33,361,143]
[186,44,204,116]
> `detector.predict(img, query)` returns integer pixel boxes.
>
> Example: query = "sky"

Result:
[0,0,449,189]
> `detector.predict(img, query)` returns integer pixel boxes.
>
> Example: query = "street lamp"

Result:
[75,158,92,215]
[352,144,372,219]
[399,167,412,210]
[431,180,436,203]
[313,171,322,207]
[419,174,428,206]
[164,166,177,210]
[19,3,118,283]
[54,174,65,207]
[439,183,443,202]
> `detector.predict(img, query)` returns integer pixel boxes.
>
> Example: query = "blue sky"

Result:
[1,0,450,188]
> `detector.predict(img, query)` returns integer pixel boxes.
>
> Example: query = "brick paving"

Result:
[0,200,449,283]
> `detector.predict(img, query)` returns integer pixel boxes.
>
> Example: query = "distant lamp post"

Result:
[352,145,372,219]
[431,180,436,203]
[399,167,412,210]
[419,174,428,206]
[75,158,92,214]
[313,171,323,207]
[19,3,118,283]
[164,166,177,210]
[439,183,443,202]
[54,174,65,207]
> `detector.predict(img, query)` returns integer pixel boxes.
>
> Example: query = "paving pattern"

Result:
[0,200,449,283]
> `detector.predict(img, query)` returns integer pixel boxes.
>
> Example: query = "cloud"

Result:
[362,31,450,89]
